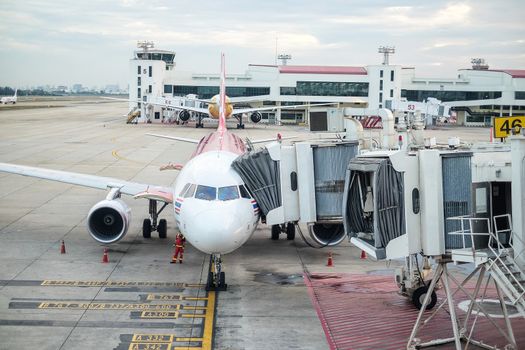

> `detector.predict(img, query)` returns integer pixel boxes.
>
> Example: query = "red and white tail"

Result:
[218,53,227,132]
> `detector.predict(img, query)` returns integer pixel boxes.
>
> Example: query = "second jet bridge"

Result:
[232,139,358,246]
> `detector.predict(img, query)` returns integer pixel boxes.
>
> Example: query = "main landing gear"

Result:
[236,114,245,129]
[271,223,296,240]
[142,199,169,239]
[195,114,204,128]
[206,254,227,291]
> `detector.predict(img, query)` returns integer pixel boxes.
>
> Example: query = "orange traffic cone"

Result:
[360,250,367,259]
[327,252,334,267]
[102,248,109,263]
[60,240,66,254]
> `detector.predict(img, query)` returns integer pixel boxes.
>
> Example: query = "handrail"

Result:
[447,214,525,305]
[447,216,492,261]
[488,215,525,304]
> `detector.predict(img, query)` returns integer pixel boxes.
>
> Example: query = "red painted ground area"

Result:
[304,273,524,350]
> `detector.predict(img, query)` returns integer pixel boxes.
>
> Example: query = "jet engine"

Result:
[87,199,131,244]
[308,223,346,246]
[250,112,262,123]
[178,110,191,121]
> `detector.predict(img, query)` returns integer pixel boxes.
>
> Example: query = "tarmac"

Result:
[0,98,519,350]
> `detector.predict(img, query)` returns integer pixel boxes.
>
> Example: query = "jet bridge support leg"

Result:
[407,257,518,350]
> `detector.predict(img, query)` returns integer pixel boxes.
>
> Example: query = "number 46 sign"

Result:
[494,116,525,138]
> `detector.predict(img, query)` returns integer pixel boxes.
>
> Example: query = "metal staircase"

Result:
[126,107,140,124]
[485,214,525,318]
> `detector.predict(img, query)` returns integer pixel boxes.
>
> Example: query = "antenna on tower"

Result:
[277,54,292,66]
[378,46,395,65]
[471,58,489,70]
[137,40,154,53]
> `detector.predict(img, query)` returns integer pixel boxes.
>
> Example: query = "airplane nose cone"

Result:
[185,209,250,254]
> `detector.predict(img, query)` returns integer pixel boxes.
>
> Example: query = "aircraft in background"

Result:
[0,54,326,290]
[1,89,17,104]
[159,93,327,129]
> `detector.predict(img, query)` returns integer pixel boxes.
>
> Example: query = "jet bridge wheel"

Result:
[142,219,152,239]
[286,223,295,240]
[157,219,167,239]
[412,286,437,310]
[271,225,280,240]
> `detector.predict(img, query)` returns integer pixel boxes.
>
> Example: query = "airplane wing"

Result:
[101,97,209,114]
[249,136,297,144]
[0,162,173,203]
[146,133,201,144]
[231,102,337,116]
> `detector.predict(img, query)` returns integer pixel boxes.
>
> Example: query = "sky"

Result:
[0,0,524,87]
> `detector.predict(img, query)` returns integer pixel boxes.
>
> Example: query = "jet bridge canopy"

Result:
[343,157,405,259]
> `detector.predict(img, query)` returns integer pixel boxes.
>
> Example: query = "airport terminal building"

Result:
[129,46,525,127]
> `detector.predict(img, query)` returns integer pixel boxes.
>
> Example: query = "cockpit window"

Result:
[179,183,191,197]
[195,185,217,200]
[218,186,239,201]
[239,184,251,199]
[183,184,196,198]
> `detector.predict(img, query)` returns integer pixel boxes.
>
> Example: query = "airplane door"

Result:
[472,182,491,248]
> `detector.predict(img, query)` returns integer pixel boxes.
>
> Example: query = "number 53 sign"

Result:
[494,116,525,138]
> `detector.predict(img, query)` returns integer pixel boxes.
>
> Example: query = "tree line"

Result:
[0,86,58,96]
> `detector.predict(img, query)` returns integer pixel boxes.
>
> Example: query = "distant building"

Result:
[72,84,83,93]
[104,84,121,94]
[129,45,525,126]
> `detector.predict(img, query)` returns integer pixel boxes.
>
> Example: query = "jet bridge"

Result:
[232,139,358,245]
[341,140,524,349]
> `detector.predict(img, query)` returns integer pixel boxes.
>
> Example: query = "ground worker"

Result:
[171,233,186,264]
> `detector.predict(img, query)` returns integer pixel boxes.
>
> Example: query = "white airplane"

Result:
[0,55,324,290]
[1,89,17,104]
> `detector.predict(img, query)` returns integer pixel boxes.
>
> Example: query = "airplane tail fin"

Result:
[13,89,17,97]
[218,53,227,132]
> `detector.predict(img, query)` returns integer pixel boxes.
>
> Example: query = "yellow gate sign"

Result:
[494,116,525,138]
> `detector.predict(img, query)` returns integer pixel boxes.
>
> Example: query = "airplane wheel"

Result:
[286,223,295,240]
[158,219,167,239]
[412,286,437,310]
[271,225,280,240]
[206,271,214,290]
[142,219,152,239]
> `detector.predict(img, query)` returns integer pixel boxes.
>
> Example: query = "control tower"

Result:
[128,41,176,122]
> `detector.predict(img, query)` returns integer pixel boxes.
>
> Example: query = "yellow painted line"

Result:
[182,306,206,311]
[37,302,181,311]
[202,291,216,350]
[181,314,205,319]
[175,338,203,342]
[172,348,202,350]
[111,149,143,164]
[132,334,174,343]
[183,297,208,301]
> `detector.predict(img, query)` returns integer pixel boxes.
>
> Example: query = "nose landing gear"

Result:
[206,254,227,291]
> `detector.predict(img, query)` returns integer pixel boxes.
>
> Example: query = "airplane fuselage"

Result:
[172,130,259,254]
[207,94,233,119]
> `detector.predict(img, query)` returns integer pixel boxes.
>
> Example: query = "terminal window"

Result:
[288,81,369,97]
[137,66,141,75]
[380,70,384,78]
[148,66,152,77]
[379,80,383,91]
[390,70,395,81]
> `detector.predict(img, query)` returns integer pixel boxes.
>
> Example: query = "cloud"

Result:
[326,2,472,31]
